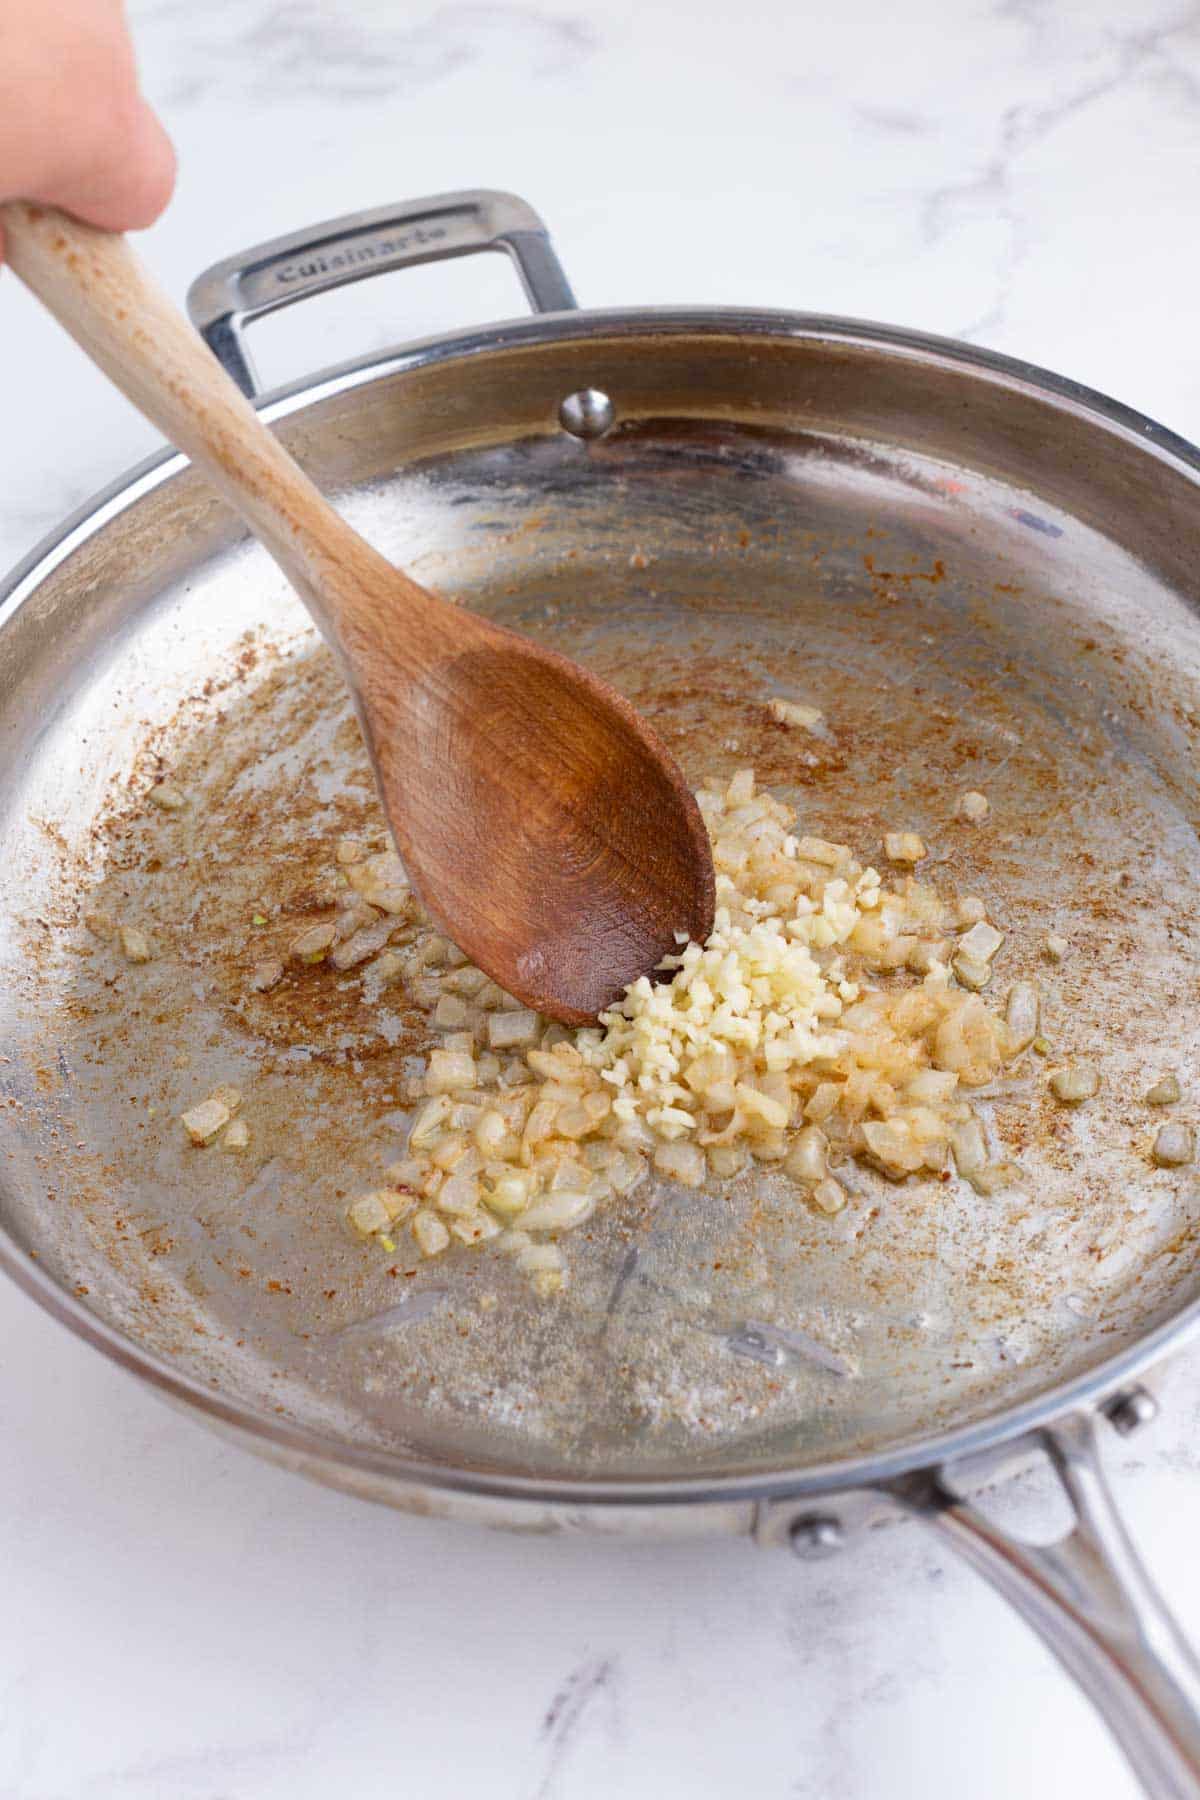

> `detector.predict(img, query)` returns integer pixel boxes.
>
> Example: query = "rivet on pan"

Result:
[1103,1387,1159,1436]
[558,387,615,440]
[788,1514,845,1560]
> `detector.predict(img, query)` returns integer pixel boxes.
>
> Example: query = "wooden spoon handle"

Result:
[0,201,398,629]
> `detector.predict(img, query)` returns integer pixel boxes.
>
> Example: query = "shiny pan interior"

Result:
[2,310,1200,1514]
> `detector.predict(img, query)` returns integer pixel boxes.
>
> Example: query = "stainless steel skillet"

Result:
[3,189,1200,1794]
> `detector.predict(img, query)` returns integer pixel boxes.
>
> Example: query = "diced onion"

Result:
[409,1095,452,1146]
[1003,982,1039,1056]
[487,1009,539,1050]
[483,1171,534,1218]
[330,919,393,971]
[289,921,336,964]
[345,851,410,915]
[180,1095,230,1145]
[426,1049,477,1094]
[247,957,284,993]
[450,1212,501,1245]
[784,1126,827,1184]
[652,1142,706,1187]
[520,1191,594,1231]
[953,953,992,991]
[812,1177,847,1215]
[950,1116,986,1175]
[883,832,926,864]
[958,921,1004,963]
[965,1160,1023,1195]
[1152,1122,1194,1167]
[436,1170,481,1216]
[120,925,153,964]
[769,698,824,731]
[433,994,471,1030]
[222,1117,250,1151]
[1049,1064,1100,1104]
[412,1211,450,1256]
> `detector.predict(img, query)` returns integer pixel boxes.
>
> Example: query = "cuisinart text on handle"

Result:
[274,223,452,286]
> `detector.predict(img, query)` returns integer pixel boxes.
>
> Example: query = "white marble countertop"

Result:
[3,1,1200,1795]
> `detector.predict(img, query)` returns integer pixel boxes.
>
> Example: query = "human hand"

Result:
[0,0,174,262]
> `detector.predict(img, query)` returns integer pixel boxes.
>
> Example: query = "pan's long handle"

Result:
[897,1411,1200,1800]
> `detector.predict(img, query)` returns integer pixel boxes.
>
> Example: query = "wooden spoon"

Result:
[1,202,714,1023]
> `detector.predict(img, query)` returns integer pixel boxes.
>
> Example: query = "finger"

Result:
[37,96,176,233]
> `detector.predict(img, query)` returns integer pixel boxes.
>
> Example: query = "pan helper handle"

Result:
[186,189,577,396]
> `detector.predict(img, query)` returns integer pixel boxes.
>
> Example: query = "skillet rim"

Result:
[3,303,1199,1509]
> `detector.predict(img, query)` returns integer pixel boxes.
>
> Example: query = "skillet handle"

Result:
[186,189,576,397]
[897,1411,1200,1800]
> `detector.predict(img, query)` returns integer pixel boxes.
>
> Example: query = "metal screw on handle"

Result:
[789,1515,845,1560]
[186,189,578,397]
[1105,1386,1159,1436]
